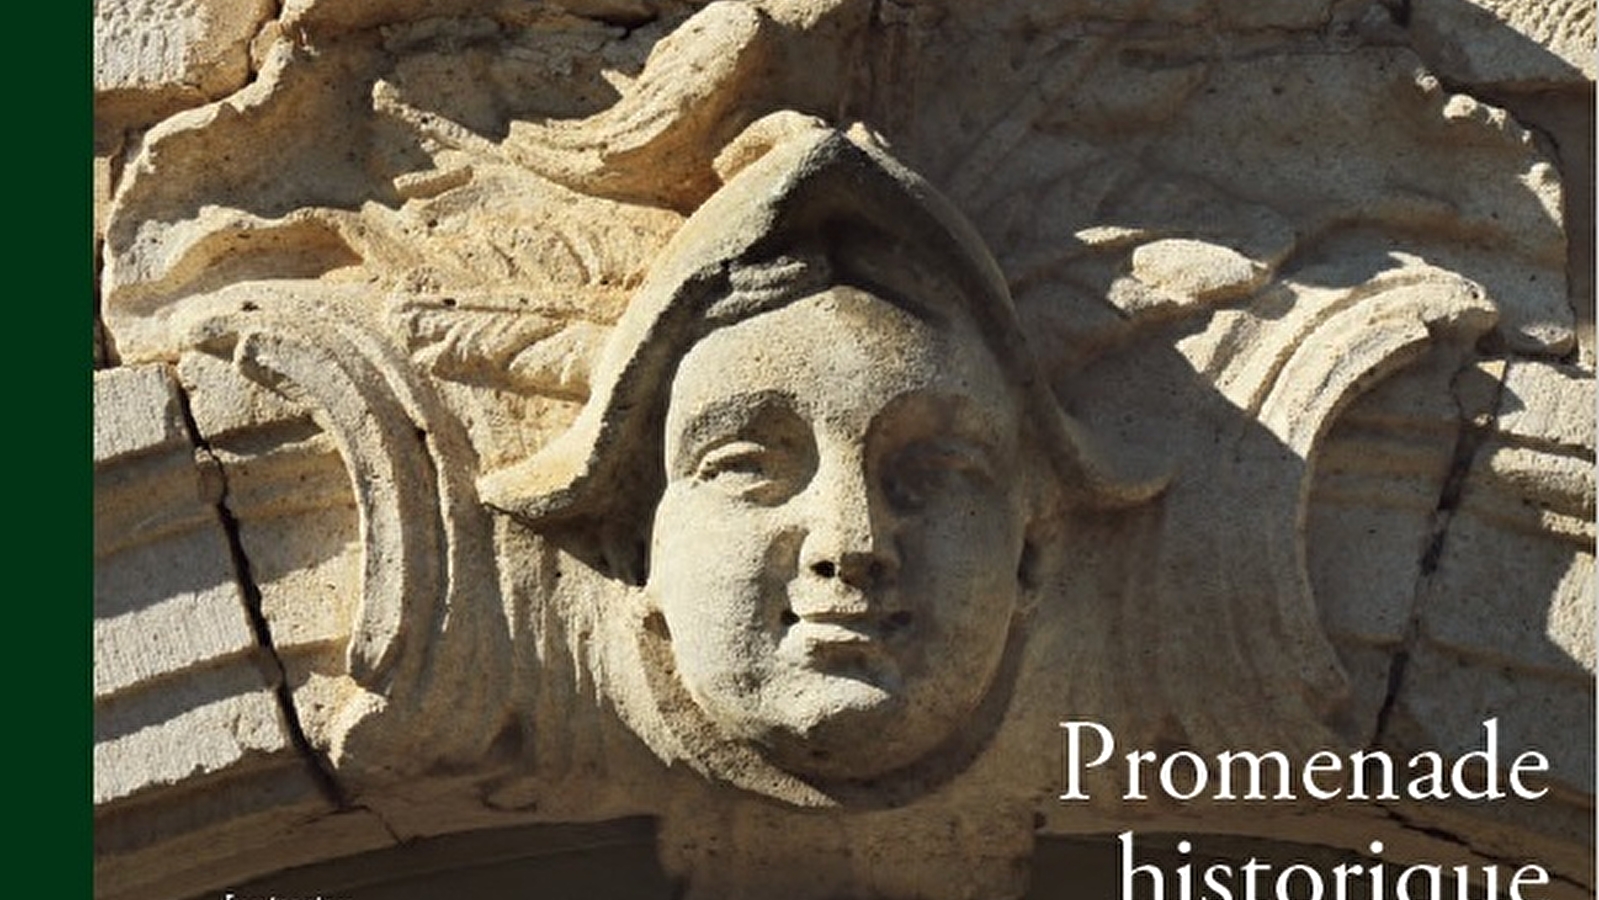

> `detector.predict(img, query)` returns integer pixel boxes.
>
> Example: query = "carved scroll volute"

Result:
[1102,267,1500,756]
[1234,273,1499,737]
[233,323,439,683]
[1255,274,1498,594]
[175,299,510,778]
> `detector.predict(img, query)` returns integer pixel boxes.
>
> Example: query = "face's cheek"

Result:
[648,482,798,719]
[893,485,1025,693]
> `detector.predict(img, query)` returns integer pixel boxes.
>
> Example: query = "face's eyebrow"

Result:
[868,387,1018,447]
[666,390,800,476]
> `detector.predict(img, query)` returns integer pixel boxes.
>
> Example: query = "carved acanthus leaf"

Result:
[390,293,611,399]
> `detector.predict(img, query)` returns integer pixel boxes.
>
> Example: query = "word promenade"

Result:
[1058,718,1554,900]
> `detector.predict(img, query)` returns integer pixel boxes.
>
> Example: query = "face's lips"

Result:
[781,615,914,672]
[779,581,917,672]
[780,617,879,662]
[792,620,878,646]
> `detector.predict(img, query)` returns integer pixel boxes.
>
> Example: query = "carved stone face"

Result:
[647,285,1031,779]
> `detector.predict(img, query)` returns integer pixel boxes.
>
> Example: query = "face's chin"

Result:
[663,574,1024,781]
[745,671,915,779]
[688,644,980,780]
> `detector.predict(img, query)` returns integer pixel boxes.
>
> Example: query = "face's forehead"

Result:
[665,286,1019,457]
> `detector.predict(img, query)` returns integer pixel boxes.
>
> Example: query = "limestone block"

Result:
[1498,359,1597,454]
[94,0,275,125]
[94,366,259,709]
[96,798,392,900]
[93,364,189,463]
[1419,360,1596,684]
[94,680,291,805]
[1422,434,1597,669]
[94,529,260,698]
[1410,0,1597,87]
[172,349,374,751]
[1419,505,1595,675]
[94,366,259,704]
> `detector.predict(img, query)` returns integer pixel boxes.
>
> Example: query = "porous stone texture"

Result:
[1410,0,1596,87]
[94,0,276,130]
[93,1,1595,898]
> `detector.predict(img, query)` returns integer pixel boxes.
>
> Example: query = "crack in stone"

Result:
[1376,803,1592,892]
[845,0,884,124]
[248,0,286,80]
[1378,804,1520,868]
[1381,0,1412,28]
[1371,354,1507,747]
[351,803,404,845]
[168,366,353,813]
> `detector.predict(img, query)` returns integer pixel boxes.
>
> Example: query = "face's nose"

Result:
[795,450,900,599]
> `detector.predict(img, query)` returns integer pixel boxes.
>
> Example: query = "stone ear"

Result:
[482,475,657,587]
[601,525,651,588]
[1015,457,1066,599]
[1016,537,1041,593]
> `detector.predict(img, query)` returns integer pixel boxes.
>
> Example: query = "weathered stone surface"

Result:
[1410,0,1597,87]
[95,770,391,900]
[95,684,290,804]
[92,1,1595,897]
[1499,359,1597,453]
[93,364,189,463]
[1308,343,1467,649]
[172,350,369,751]
[94,0,276,127]
[94,529,259,699]
[1387,641,1594,796]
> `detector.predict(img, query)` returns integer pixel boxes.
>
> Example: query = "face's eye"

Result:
[671,395,816,505]
[695,441,770,481]
[882,439,996,512]
[692,439,806,504]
